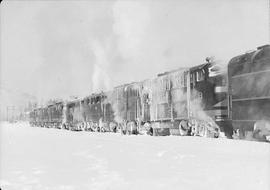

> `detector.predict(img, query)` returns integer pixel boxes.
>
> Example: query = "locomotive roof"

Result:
[157,62,211,77]
[157,67,188,77]
[66,98,81,105]
[228,44,270,67]
[228,51,255,66]
[227,44,270,77]
[189,63,211,72]
[33,107,44,111]
[84,92,107,99]
[114,81,139,89]
[47,101,63,107]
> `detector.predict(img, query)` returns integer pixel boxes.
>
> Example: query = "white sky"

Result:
[0,0,269,106]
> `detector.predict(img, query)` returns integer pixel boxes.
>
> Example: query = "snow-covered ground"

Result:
[0,122,269,190]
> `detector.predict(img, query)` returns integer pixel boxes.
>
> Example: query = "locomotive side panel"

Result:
[151,75,171,121]
[55,103,63,124]
[228,45,270,138]
[169,69,188,120]
[80,98,90,122]
[231,72,270,100]
[103,103,114,123]
[43,108,49,126]
[232,99,270,121]
[46,102,64,127]
[29,110,37,126]
[141,79,152,122]
[89,96,103,123]
[72,102,82,123]
[47,105,53,124]
[113,85,128,122]
[99,91,115,123]
[66,102,75,124]
[126,83,141,122]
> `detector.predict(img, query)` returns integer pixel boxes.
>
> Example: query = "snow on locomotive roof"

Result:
[189,63,211,72]
[257,44,269,50]
[229,44,270,65]
[156,62,213,78]
[47,101,63,107]
[157,67,188,77]
[114,81,140,89]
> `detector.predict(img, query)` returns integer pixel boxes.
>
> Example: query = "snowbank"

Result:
[0,122,269,190]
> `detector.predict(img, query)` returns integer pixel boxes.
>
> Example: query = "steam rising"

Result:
[91,41,112,92]
[2,0,268,115]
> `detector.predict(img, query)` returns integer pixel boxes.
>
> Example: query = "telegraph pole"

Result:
[6,106,9,121]
[269,0,270,43]
[12,106,15,122]
[187,71,191,120]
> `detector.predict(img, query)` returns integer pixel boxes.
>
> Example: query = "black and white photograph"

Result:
[0,0,269,189]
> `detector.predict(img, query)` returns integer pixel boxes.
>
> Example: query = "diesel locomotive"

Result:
[29,44,270,141]
[29,61,228,137]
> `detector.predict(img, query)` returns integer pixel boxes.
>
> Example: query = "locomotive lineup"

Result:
[29,44,270,142]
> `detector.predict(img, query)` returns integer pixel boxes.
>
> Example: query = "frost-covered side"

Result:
[0,122,269,190]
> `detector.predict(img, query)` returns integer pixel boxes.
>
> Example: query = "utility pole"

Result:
[269,0,270,43]
[186,71,191,120]
[12,106,15,122]
[6,106,9,121]
[0,106,3,121]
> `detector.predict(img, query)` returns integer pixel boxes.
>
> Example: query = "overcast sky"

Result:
[0,0,269,107]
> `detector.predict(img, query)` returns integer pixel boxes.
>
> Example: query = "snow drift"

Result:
[0,122,269,190]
